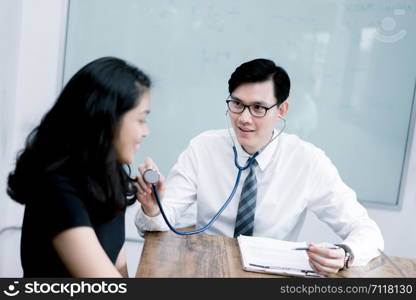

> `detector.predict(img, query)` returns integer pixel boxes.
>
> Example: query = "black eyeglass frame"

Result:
[225,96,279,118]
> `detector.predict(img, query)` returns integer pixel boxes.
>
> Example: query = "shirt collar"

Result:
[232,129,282,172]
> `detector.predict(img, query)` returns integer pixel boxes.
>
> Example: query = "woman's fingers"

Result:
[136,157,165,214]
[134,182,150,203]
[140,157,159,176]
[144,157,159,171]
[137,157,162,192]
[136,171,150,194]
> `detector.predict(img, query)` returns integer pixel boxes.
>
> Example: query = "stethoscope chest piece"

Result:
[143,169,160,184]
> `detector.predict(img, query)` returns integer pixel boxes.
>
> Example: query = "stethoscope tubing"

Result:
[151,147,259,235]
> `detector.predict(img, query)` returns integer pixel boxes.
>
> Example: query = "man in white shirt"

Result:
[134,58,384,275]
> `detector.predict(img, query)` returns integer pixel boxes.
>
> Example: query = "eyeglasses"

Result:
[226,97,279,118]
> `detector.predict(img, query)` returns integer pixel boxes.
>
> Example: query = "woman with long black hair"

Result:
[7,56,160,277]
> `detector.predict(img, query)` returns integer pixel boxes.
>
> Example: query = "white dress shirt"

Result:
[135,129,384,266]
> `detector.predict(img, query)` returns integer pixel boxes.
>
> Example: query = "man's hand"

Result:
[306,242,345,276]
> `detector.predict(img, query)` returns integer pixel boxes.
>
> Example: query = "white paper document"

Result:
[237,235,324,277]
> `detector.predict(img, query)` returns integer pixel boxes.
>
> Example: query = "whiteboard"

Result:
[64,0,416,207]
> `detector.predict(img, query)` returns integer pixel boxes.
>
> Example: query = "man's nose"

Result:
[239,107,253,123]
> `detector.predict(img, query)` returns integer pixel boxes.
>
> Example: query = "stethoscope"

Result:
[142,110,286,235]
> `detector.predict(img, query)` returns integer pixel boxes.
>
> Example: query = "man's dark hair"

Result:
[7,56,151,221]
[228,58,290,105]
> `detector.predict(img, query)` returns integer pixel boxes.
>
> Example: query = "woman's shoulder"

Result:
[39,165,81,195]
[28,166,96,228]
[23,163,86,212]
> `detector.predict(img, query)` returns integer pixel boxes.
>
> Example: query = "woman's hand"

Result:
[306,242,345,276]
[135,157,165,217]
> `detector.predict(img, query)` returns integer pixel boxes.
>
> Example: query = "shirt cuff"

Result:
[134,205,169,237]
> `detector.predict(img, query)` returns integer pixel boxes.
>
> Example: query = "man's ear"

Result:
[278,101,289,118]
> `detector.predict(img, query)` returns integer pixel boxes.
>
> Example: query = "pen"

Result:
[292,246,340,250]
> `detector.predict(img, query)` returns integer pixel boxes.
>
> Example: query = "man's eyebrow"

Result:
[141,109,151,115]
[252,100,270,106]
[229,95,270,106]
[229,95,243,102]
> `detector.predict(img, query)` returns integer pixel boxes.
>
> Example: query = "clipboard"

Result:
[237,235,324,277]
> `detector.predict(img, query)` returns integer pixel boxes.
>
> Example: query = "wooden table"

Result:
[136,230,416,278]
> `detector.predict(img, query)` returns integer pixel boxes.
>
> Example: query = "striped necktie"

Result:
[234,159,258,237]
